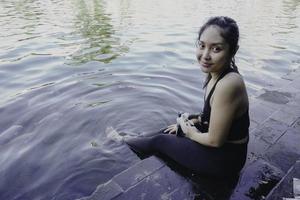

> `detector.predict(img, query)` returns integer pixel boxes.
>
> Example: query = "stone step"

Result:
[77,156,195,200]
[230,158,284,200]
[266,160,300,200]
[78,155,286,200]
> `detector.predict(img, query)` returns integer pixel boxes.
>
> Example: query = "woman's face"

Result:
[196,25,231,74]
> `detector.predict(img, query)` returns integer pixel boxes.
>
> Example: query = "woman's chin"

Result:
[200,66,211,73]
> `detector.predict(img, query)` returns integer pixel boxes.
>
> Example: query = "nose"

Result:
[203,49,211,61]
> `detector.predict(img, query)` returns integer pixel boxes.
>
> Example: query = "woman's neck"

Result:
[210,72,220,81]
[210,65,231,81]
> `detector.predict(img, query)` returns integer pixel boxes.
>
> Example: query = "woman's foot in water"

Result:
[105,126,136,143]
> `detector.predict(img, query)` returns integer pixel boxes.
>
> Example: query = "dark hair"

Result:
[197,16,240,88]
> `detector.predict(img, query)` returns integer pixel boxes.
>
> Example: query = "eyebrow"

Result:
[199,41,225,45]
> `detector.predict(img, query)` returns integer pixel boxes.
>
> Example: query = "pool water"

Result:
[0,0,299,199]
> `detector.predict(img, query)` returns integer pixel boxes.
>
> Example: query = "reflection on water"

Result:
[69,0,127,64]
[0,0,300,199]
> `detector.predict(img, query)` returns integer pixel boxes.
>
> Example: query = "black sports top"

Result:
[198,67,249,141]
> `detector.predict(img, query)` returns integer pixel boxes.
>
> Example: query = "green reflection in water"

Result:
[87,100,111,107]
[3,0,44,36]
[69,0,127,64]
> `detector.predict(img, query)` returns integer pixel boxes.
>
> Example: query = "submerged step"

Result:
[77,156,195,200]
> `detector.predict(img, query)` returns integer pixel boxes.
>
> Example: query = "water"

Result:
[0,0,299,199]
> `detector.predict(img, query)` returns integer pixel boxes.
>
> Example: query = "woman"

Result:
[125,16,249,178]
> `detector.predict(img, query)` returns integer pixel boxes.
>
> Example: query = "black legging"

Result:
[125,130,247,178]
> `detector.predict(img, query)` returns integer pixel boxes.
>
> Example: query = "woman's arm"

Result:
[179,75,245,147]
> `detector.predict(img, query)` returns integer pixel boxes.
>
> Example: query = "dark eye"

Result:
[197,41,205,50]
[212,46,222,52]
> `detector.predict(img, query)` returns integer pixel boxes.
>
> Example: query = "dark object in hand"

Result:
[176,113,185,137]
[187,112,207,132]
[188,113,200,120]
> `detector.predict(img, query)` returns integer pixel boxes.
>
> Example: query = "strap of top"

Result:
[201,67,236,127]
[204,67,233,104]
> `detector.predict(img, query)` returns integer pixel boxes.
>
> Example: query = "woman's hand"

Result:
[163,124,177,134]
[176,115,199,138]
[163,112,189,134]
[163,112,200,135]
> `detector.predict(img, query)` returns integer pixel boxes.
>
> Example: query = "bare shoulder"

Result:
[216,72,246,94]
[213,72,249,117]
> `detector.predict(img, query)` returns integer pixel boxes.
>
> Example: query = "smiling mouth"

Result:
[201,62,212,68]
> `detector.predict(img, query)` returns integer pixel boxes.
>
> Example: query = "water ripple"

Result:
[0,0,300,199]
